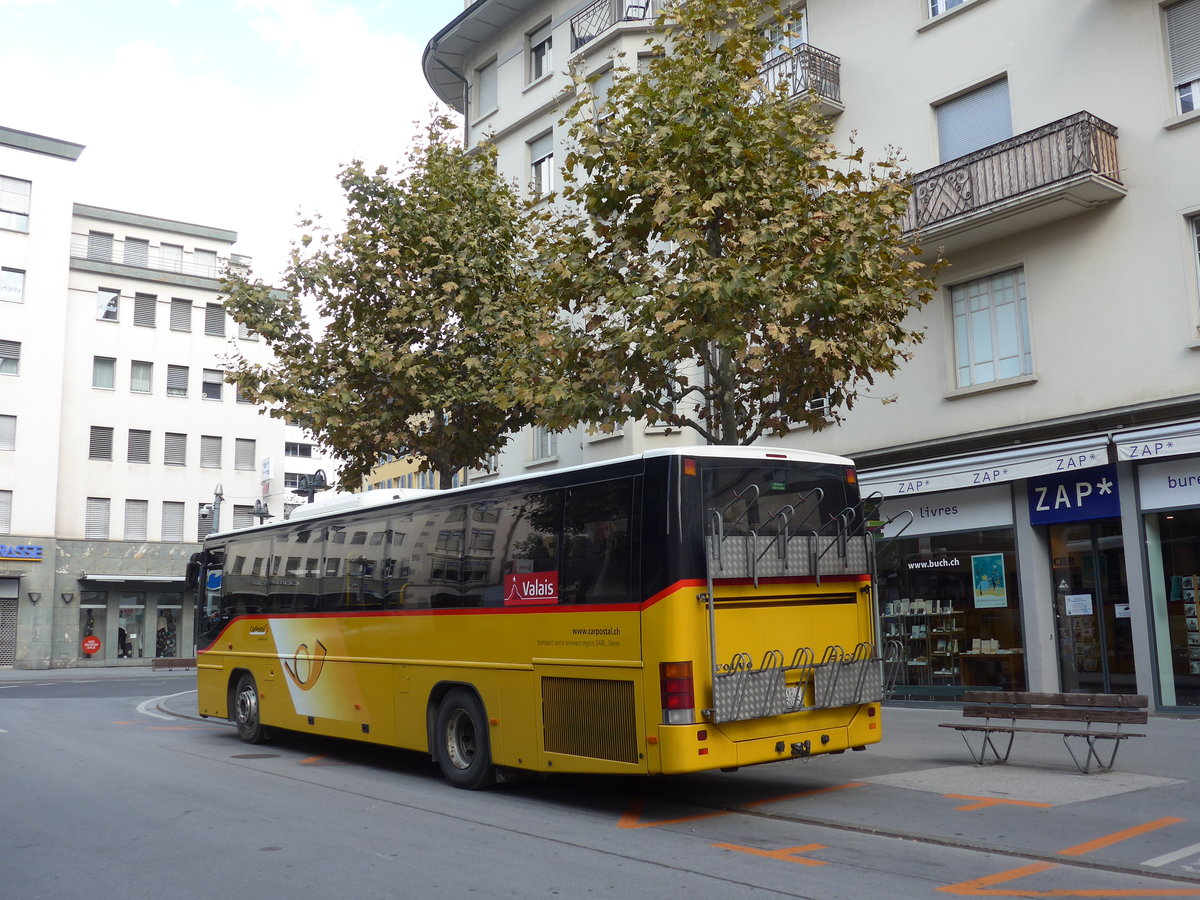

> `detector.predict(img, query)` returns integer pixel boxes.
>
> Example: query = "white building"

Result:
[1,124,337,669]
[423,0,1200,710]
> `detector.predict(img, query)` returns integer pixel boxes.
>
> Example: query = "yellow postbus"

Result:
[191,446,886,788]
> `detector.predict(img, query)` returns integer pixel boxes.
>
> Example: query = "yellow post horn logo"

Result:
[283,639,328,691]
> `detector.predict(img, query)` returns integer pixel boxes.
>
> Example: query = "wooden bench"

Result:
[939,691,1147,774]
[151,657,196,671]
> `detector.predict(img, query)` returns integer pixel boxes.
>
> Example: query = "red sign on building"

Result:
[81,635,102,655]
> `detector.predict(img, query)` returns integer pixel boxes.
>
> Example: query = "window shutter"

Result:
[164,432,187,466]
[936,78,1012,163]
[205,303,225,336]
[170,298,192,332]
[202,368,223,400]
[133,294,156,327]
[0,490,11,533]
[478,60,497,112]
[235,438,255,471]
[0,339,17,375]
[530,131,554,163]
[87,232,113,262]
[233,505,254,529]
[0,176,31,215]
[128,429,151,463]
[124,499,148,541]
[167,365,188,397]
[162,501,184,542]
[0,415,15,450]
[89,426,114,460]
[85,497,111,539]
[1169,0,1200,85]
[124,238,149,267]
[195,249,218,277]
[200,435,222,468]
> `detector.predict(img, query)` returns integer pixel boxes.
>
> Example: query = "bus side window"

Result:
[562,478,634,604]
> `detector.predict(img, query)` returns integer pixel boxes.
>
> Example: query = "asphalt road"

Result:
[2,669,1199,899]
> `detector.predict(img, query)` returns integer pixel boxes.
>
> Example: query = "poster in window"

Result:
[971,553,1007,608]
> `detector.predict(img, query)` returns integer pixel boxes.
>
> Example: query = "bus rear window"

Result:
[701,462,858,537]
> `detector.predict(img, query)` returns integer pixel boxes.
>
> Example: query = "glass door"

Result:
[1049,519,1135,694]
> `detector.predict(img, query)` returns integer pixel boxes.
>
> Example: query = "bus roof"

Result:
[208,445,855,539]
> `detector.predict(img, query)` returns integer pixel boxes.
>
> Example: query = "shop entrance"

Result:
[1049,519,1136,694]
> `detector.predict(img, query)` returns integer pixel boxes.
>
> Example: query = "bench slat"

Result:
[961,704,1147,725]
[940,723,1146,739]
[962,691,1147,708]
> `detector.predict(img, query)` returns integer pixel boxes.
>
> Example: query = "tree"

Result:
[222,116,559,489]
[549,0,940,445]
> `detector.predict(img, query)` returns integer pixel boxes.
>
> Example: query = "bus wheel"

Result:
[233,673,267,744]
[435,688,494,790]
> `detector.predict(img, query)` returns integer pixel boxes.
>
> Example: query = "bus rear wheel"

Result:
[233,673,267,744]
[435,688,494,790]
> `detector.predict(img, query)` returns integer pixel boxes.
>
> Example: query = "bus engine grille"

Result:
[541,676,639,764]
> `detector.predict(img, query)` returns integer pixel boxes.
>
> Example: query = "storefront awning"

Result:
[78,575,185,583]
[860,435,1111,498]
[1114,420,1200,462]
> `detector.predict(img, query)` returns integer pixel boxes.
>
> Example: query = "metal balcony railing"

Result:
[70,234,239,280]
[902,111,1122,234]
[571,0,663,52]
[759,44,841,106]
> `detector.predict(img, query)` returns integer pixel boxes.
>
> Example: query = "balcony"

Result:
[902,111,1126,256]
[571,0,662,52]
[69,233,243,284]
[759,44,843,117]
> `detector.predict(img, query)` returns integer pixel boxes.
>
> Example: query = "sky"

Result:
[2,0,458,280]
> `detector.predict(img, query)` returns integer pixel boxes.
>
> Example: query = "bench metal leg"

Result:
[960,729,1014,766]
[1063,735,1123,775]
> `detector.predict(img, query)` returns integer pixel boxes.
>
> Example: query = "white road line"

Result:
[1143,842,1200,868]
[136,690,194,721]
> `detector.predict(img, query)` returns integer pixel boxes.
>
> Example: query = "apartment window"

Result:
[133,293,156,327]
[232,505,254,530]
[935,78,1012,164]
[200,435,222,468]
[0,340,19,375]
[128,429,151,463]
[528,21,553,82]
[170,298,191,332]
[0,175,31,232]
[951,267,1032,388]
[1168,0,1200,113]
[533,425,557,460]
[202,368,223,400]
[0,490,10,533]
[930,0,966,16]
[197,503,213,540]
[235,438,255,471]
[160,243,183,273]
[86,231,114,262]
[92,356,115,390]
[0,415,14,450]
[195,249,218,277]
[476,58,498,116]
[162,501,185,542]
[124,499,149,541]
[85,497,111,539]
[529,132,554,197]
[238,321,258,341]
[235,380,253,403]
[124,237,149,267]
[130,360,152,393]
[167,365,188,397]
[164,432,187,466]
[0,268,24,303]
[204,303,225,336]
[96,287,119,322]
[285,441,314,458]
[89,425,114,460]
[284,472,302,488]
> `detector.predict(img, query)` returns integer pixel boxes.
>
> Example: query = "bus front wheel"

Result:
[233,673,267,744]
[435,688,494,789]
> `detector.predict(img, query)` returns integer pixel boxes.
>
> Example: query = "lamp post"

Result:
[211,483,224,533]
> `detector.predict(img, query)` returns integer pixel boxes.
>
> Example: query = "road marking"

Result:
[617,782,865,830]
[136,690,194,721]
[946,794,1053,812]
[713,841,828,866]
[1057,818,1186,858]
[1143,843,1200,869]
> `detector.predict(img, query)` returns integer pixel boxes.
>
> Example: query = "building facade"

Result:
[423,0,1200,710]
[0,125,335,669]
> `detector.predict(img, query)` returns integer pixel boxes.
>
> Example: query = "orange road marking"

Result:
[617,782,865,829]
[300,756,330,765]
[713,841,828,866]
[1056,819,1186,857]
[946,794,1054,812]
[939,818,1200,896]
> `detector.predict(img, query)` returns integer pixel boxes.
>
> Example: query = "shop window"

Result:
[80,597,106,661]
[876,528,1026,699]
[1146,508,1200,706]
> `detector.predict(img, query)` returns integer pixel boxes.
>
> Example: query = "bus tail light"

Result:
[845,467,858,485]
[660,661,695,725]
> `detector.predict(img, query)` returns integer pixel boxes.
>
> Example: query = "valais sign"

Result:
[504,572,559,606]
